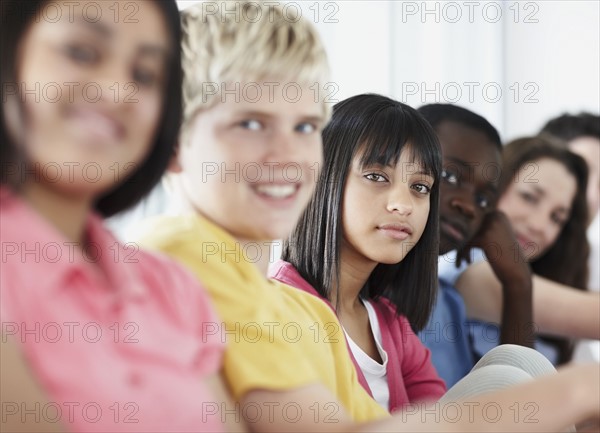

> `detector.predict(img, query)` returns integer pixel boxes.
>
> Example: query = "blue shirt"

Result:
[439,250,560,366]
[468,320,559,365]
[419,278,475,388]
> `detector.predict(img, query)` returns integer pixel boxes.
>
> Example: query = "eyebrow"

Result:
[367,161,433,177]
[138,45,170,61]
[233,111,325,123]
[445,155,500,194]
[531,185,547,197]
[445,155,481,169]
[72,18,169,60]
[529,186,569,213]
[73,17,112,38]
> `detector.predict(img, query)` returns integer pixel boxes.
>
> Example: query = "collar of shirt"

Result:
[1,187,146,304]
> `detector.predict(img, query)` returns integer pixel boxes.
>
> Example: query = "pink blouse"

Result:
[1,188,224,432]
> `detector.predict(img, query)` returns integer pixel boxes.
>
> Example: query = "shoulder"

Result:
[276,280,339,323]
[371,297,415,336]
[133,214,203,251]
[269,260,322,298]
[128,244,220,323]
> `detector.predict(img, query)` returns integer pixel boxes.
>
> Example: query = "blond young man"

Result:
[138,2,600,432]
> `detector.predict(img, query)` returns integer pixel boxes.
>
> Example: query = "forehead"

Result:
[213,81,325,118]
[26,1,169,50]
[436,121,501,166]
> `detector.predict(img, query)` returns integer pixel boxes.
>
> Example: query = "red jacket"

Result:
[269,260,446,412]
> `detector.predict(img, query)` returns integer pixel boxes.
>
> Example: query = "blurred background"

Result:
[176,0,599,141]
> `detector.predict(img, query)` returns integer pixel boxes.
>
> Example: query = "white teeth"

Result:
[255,184,296,198]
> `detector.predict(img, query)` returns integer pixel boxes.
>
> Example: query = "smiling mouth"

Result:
[252,183,300,200]
[516,234,534,249]
[68,107,125,143]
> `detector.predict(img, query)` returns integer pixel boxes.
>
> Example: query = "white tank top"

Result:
[344,299,390,410]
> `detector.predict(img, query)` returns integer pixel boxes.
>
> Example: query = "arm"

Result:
[457,211,534,347]
[393,362,600,433]
[1,337,65,433]
[456,262,600,339]
[240,364,600,433]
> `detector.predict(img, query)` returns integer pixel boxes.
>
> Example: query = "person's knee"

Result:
[475,344,556,377]
[440,364,533,403]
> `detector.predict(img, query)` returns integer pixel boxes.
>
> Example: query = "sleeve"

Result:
[153,240,323,401]
[399,316,447,403]
[438,249,485,285]
[304,295,389,422]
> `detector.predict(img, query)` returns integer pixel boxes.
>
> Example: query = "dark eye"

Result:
[365,173,388,182]
[520,191,538,204]
[133,68,158,87]
[551,212,568,226]
[239,119,262,131]
[295,122,316,134]
[412,183,432,195]
[441,169,458,185]
[65,44,97,64]
[476,194,490,210]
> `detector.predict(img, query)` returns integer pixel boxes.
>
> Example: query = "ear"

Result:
[168,142,183,173]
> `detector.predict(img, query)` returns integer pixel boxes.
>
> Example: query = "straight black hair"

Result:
[283,94,442,330]
[1,0,183,217]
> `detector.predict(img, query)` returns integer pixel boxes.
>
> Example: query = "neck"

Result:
[237,238,274,276]
[333,241,378,313]
[175,192,274,277]
[21,181,92,244]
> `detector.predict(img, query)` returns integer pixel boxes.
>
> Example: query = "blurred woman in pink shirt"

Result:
[0,1,238,432]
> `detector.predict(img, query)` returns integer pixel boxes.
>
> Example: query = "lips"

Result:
[378,222,413,240]
[515,233,534,250]
[440,218,468,243]
[254,183,299,199]
[68,107,126,143]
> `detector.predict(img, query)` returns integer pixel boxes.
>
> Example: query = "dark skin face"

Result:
[436,121,503,255]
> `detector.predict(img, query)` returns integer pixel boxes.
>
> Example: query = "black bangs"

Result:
[284,93,442,330]
[356,104,441,181]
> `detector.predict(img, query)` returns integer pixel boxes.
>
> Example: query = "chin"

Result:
[252,226,295,243]
[375,253,407,265]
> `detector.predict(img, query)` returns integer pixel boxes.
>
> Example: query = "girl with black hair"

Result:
[271,93,446,411]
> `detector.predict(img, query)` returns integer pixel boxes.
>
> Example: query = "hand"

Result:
[457,210,531,288]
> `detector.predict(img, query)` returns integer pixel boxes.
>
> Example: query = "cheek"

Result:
[137,93,163,139]
[414,202,431,240]
[546,226,563,248]
[497,193,519,220]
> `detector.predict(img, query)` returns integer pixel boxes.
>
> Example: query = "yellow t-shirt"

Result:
[137,213,388,422]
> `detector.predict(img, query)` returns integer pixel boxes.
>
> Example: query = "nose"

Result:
[93,61,131,106]
[265,128,297,161]
[450,197,475,218]
[525,213,552,244]
[387,184,413,215]
[449,191,476,219]
[262,128,318,182]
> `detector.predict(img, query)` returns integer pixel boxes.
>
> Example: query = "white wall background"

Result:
[176,0,599,141]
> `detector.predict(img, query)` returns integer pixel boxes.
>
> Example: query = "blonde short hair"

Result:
[180,1,331,130]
